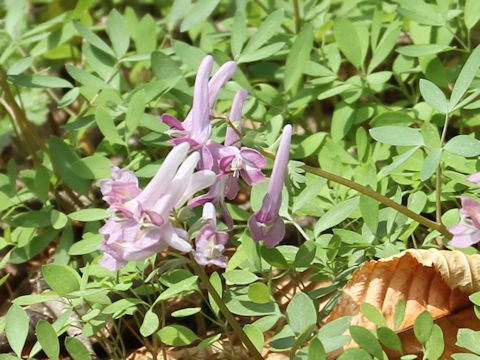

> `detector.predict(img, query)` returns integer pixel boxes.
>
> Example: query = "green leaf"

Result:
[42,264,81,297]
[180,0,220,32]
[7,56,33,75]
[359,194,378,234]
[126,90,146,138]
[456,328,480,354]
[58,88,80,108]
[261,246,289,269]
[349,325,384,359]
[237,42,285,64]
[167,0,191,24]
[284,23,314,91]
[419,79,448,113]
[317,325,351,353]
[424,324,444,360]
[10,230,59,264]
[444,135,480,157]
[158,325,199,346]
[242,9,284,56]
[286,291,317,335]
[360,303,387,327]
[171,307,201,317]
[413,310,433,346]
[104,298,144,315]
[398,0,444,26]
[151,51,184,85]
[421,148,442,181]
[334,18,363,69]
[248,282,271,304]
[157,275,198,301]
[208,271,221,316]
[292,177,326,213]
[140,308,159,337]
[469,291,480,306]
[231,10,247,57]
[68,208,110,222]
[294,241,316,267]
[36,320,60,360]
[394,299,406,330]
[243,324,264,353]
[65,337,92,360]
[49,136,90,195]
[314,197,359,236]
[368,21,402,73]
[106,9,130,58]
[369,126,424,146]
[396,44,451,57]
[95,107,124,145]
[377,326,403,353]
[337,348,372,360]
[223,270,258,285]
[292,132,326,159]
[452,354,480,360]
[450,45,480,110]
[308,337,326,360]
[381,146,420,175]
[12,210,51,227]
[5,304,29,357]
[134,14,157,53]
[65,64,111,89]
[8,75,72,88]
[317,83,352,100]
[51,209,68,230]
[68,234,103,255]
[465,0,480,30]
[73,20,115,56]
[72,156,112,180]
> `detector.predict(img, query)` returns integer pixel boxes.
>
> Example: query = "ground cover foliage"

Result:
[3,0,480,359]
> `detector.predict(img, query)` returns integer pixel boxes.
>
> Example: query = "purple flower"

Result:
[187,89,254,229]
[98,143,216,270]
[448,197,480,248]
[100,166,141,205]
[218,146,266,185]
[248,125,292,248]
[160,56,237,148]
[193,203,229,268]
[225,89,248,147]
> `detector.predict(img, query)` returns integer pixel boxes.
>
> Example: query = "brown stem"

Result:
[190,258,263,359]
[302,165,453,240]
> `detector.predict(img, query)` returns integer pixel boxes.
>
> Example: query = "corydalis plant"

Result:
[162,56,267,229]
[248,124,292,248]
[98,143,215,270]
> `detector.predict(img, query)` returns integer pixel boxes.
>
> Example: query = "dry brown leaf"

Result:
[325,249,480,359]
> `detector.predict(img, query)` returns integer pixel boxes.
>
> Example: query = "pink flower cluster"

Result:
[98,55,292,270]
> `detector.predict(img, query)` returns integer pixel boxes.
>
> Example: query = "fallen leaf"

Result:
[324,249,480,358]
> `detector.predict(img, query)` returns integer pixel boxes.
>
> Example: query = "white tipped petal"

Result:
[176,170,217,208]
[135,143,190,206]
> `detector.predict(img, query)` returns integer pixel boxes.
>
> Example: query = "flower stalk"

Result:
[190,258,264,360]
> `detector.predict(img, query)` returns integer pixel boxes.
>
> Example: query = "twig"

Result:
[302,165,453,239]
[190,258,263,360]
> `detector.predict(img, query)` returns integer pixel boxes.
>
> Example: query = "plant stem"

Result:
[189,258,263,360]
[302,165,452,239]
[293,0,301,33]
[436,112,450,225]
